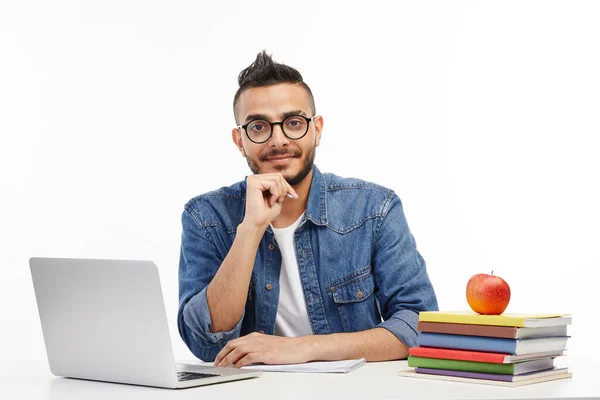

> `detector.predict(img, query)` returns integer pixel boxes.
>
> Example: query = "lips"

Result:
[267,155,295,160]
[263,153,300,162]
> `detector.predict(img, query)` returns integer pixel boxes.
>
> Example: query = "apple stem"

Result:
[491,270,494,275]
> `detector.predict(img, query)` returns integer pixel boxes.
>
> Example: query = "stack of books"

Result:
[399,311,572,386]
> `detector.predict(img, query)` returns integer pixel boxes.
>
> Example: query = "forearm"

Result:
[206,222,265,332]
[303,327,409,362]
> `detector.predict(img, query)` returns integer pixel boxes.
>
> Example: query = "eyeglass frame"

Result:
[237,114,317,144]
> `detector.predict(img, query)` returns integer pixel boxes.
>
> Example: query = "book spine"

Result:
[408,356,514,374]
[417,321,517,338]
[409,347,507,363]
[419,312,525,327]
[417,333,517,354]
[415,367,514,382]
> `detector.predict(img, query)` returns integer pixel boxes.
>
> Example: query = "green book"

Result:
[407,356,554,375]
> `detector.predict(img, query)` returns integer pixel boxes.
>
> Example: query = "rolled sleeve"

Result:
[373,193,438,349]
[182,287,244,347]
[377,309,419,348]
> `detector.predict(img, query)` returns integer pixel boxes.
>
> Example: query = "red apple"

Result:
[466,272,511,315]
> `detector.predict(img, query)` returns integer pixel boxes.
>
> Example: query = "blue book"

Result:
[416,332,568,355]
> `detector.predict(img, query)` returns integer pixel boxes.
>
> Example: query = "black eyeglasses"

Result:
[238,115,316,144]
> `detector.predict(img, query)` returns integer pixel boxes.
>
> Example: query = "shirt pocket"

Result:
[326,266,379,332]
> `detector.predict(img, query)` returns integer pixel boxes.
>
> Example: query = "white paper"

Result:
[241,358,366,373]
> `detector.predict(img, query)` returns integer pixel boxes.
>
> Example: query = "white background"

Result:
[1,0,599,370]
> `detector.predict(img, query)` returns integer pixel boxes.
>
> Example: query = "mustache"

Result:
[259,148,302,161]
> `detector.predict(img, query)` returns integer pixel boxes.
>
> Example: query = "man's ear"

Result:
[232,128,246,157]
[314,115,324,147]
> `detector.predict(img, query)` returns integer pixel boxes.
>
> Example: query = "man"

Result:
[178,51,438,367]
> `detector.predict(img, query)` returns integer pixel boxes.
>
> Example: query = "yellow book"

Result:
[419,311,572,327]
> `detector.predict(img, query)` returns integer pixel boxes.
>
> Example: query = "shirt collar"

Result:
[304,164,328,226]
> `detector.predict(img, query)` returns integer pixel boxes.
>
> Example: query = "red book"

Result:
[409,346,564,364]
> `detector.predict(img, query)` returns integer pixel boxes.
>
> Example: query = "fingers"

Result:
[213,342,231,366]
[214,333,264,368]
[215,338,243,366]
[266,175,287,205]
[243,173,299,228]
[268,180,283,207]
[268,173,298,200]
[216,346,247,368]
[252,173,298,205]
[215,337,242,365]
[214,333,256,366]
[234,353,259,368]
[214,334,306,369]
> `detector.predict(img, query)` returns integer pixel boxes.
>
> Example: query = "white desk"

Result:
[1,356,599,399]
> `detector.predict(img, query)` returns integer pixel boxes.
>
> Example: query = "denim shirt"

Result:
[178,165,438,361]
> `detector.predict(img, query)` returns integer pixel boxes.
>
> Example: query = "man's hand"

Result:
[244,173,298,230]
[214,332,312,368]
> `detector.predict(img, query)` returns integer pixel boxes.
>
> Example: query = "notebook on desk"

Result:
[242,358,366,373]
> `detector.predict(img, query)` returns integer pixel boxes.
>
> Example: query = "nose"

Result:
[268,123,290,147]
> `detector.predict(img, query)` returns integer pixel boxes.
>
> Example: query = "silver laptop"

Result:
[29,257,262,389]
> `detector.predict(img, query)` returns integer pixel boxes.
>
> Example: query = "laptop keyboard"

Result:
[177,371,219,382]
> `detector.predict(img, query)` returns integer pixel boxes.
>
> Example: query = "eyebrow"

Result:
[243,110,308,124]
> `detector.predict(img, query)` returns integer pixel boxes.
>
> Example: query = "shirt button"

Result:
[265,283,273,291]
[357,290,363,298]
[268,244,276,251]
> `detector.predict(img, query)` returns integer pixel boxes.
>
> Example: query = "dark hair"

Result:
[233,51,316,123]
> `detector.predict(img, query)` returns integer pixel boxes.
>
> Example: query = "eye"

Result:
[248,120,269,132]
[285,117,305,129]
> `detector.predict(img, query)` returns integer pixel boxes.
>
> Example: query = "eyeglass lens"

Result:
[246,115,309,142]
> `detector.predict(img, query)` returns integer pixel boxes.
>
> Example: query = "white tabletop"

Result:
[1,356,599,399]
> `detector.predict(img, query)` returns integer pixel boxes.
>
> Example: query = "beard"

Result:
[246,145,315,186]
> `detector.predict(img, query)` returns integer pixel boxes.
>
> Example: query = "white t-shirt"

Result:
[271,213,313,337]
